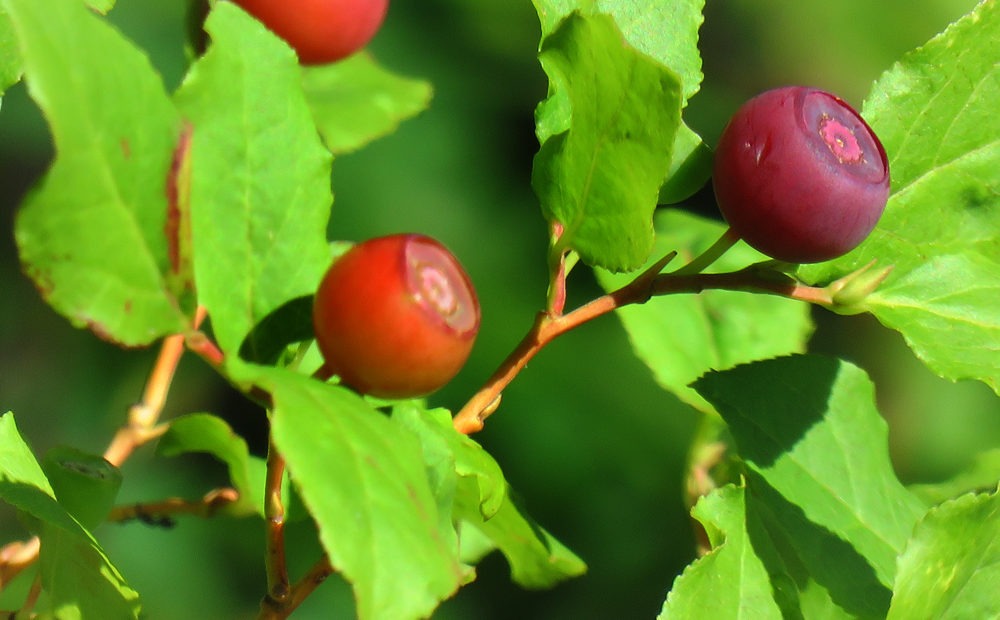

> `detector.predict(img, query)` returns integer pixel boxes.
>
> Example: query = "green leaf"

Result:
[86,0,114,12]
[392,404,506,521]
[239,365,464,620]
[457,487,586,589]
[391,404,583,589]
[41,446,122,530]
[238,295,314,365]
[694,355,927,616]
[532,12,683,272]
[4,0,189,346]
[533,0,704,101]
[533,0,710,205]
[888,490,1000,619]
[0,10,20,95]
[660,485,783,619]
[174,2,333,356]
[156,413,264,517]
[597,209,813,413]
[0,413,140,619]
[658,124,712,205]
[302,53,432,154]
[798,0,1000,393]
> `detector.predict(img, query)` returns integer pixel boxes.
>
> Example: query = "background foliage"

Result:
[0,0,996,618]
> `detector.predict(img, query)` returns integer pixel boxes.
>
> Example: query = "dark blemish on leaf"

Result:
[120,138,131,159]
[165,124,193,274]
[961,184,994,211]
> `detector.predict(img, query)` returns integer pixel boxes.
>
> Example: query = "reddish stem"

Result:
[0,536,40,589]
[263,442,290,609]
[109,488,240,524]
[259,555,334,619]
[453,264,832,434]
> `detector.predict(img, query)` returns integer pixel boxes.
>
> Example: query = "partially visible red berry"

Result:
[231,0,389,65]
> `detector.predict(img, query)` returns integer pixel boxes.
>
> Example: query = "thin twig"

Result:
[453,262,834,434]
[670,227,740,276]
[104,336,187,467]
[262,441,290,609]
[259,554,334,620]
[20,573,42,616]
[104,306,211,467]
[0,536,40,589]
[109,488,240,526]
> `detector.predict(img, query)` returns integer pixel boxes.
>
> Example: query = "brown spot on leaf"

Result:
[166,124,193,275]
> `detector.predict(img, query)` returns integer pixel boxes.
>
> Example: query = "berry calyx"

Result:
[712,86,890,263]
[231,0,389,65]
[312,233,480,398]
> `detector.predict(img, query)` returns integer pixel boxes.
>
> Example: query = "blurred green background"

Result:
[1,0,996,618]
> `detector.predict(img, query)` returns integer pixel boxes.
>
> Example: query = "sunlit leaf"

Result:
[236,364,464,620]
[174,2,332,355]
[660,485,783,619]
[5,0,189,345]
[888,490,1000,619]
[302,53,432,154]
[532,12,682,271]
[799,0,1000,393]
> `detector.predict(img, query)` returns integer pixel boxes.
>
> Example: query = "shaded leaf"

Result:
[392,404,583,589]
[694,355,926,616]
[658,124,712,205]
[238,295,315,365]
[392,404,506,521]
[41,446,122,530]
[0,413,140,618]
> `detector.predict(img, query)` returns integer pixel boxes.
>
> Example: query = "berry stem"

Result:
[453,260,833,434]
[670,227,741,276]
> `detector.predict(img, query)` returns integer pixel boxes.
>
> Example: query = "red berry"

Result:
[312,234,480,398]
[712,86,890,263]
[231,0,389,65]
